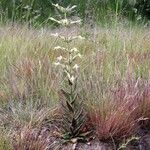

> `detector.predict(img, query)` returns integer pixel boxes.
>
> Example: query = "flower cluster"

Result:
[50,3,84,85]
[50,3,81,27]
[54,47,82,84]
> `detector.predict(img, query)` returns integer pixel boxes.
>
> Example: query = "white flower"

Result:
[72,53,82,60]
[54,46,61,50]
[54,62,60,66]
[66,73,75,83]
[70,47,78,53]
[59,35,66,41]
[52,3,67,13]
[51,33,59,37]
[67,5,77,12]
[70,76,75,83]
[61,19,69,26]
[52,3,59,7]
[73,64,79,70]
[54,46,66,51]
[70,20,81,25]
[77,53,82,58]
[78,35,85,40]
[52,3,77,13]
[49,17,61,24]
[57,55,63,61]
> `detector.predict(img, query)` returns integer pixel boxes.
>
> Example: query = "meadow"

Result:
[0,2,150,150]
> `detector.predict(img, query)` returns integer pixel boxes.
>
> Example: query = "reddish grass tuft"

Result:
[82,69,150,141]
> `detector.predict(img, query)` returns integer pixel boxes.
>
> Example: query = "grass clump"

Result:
[12,126,50,150]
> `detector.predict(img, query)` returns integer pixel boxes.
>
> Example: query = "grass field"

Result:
[0,2,150,150]
[0,23,149,149]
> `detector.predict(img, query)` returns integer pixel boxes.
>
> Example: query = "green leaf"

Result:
[66,101,74,112]
[61,89,70,100]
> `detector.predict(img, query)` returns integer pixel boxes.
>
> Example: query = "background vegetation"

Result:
[0,0,150,26]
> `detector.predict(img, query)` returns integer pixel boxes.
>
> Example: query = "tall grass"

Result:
[0,0,149,27]
[0,23,149,148]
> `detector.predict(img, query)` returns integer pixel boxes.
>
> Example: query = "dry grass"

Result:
[0,24,150,147]
[12,126,50,150]
[81,73,150,140]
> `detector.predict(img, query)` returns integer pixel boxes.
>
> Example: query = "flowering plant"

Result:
[50,3,87,141]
